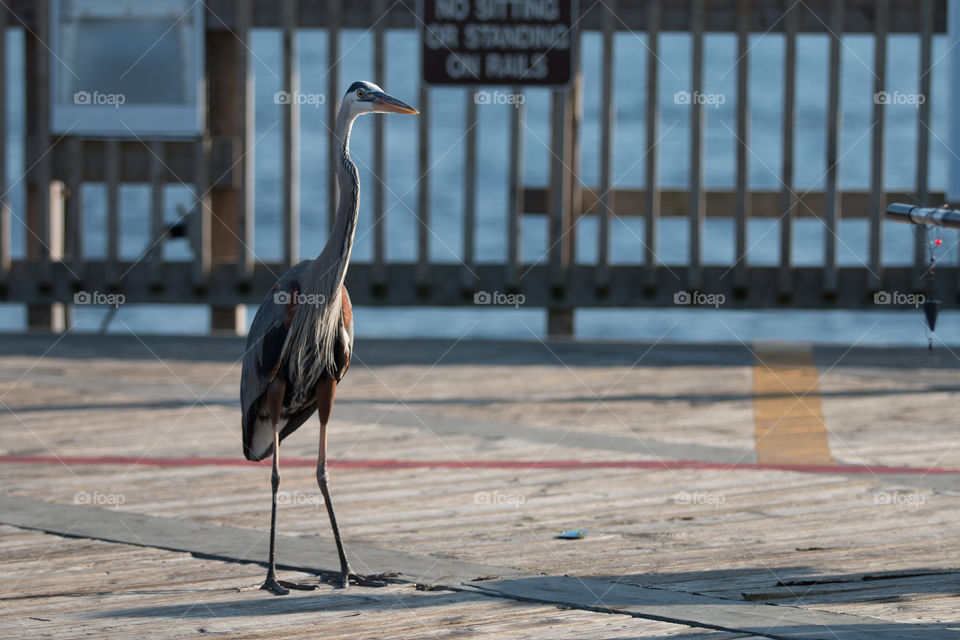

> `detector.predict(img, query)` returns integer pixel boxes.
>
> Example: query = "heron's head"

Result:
[343,81,418,117]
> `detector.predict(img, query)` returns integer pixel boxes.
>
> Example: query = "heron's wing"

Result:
[240,275,301,459]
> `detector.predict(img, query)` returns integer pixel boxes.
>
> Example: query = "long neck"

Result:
[310,104,360,293]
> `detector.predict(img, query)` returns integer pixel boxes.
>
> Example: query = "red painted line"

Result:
[0,455,958,475]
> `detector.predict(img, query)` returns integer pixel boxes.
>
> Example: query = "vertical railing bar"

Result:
[149,141,165,286]
[566,63,582,286]
[327,0,341,233]
[237,0,254,281]
[281,0,300,269]
[916,0,933,281]
[548,90,565,284]
[193,138,212,286]
[644,0,660,283]
[0,4,9,283]
[734,0,751,290]
[823,0,843,294]
[506,87,524,287]
[234,0,256,282]
[778,0,797,295]
[416,83,430,287]
[868,0,888,288]
[372,0,386,285]
[688,0,705,290]
[462,90,478,287]
[105,141,119,284]
[597,0,615,288]
[66,137,83,282]
[27,0,52,287]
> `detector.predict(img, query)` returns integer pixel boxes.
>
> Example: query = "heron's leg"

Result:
[315,378,352,587]
[313,379,395,589]
[260,422,289,596]
[260,379,317,595]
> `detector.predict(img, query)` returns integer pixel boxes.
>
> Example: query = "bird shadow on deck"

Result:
[83,568,960,638]
[85,586,480,619]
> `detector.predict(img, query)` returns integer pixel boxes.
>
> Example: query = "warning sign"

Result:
[420,0,576,86]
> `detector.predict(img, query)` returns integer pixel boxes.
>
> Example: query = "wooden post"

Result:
[462,90,478,290]
[206,7,251,334]
[823,0,844,295]
[281,0,300,269]
[416,83,431,291]
[778,0,797,296]
[916,0,933,285]
[547,34,580,338]
[0,4,9,286]
[105,140,120,285]
[688,0,705,291]
[868,0,888,290]
[733,0,751,291]
[644,0,661,286]
[327,0,341,233]
[149,141,166,287]
[25,0,65,331]
[372,0,387,286]
[596,0,615,289]
[65,137,83,284]
[506,87,524,288]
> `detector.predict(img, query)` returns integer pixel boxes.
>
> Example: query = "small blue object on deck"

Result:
[557,529,587,539]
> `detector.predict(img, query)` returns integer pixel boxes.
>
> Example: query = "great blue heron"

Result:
[241,81,418,596]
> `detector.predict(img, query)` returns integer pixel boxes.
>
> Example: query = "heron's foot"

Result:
[261,576,290,596]
[261,577,319,595]
[346,571,400,588]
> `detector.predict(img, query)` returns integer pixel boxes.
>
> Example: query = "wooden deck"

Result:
[1,334,959,638]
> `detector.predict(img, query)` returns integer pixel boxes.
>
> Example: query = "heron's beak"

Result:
[372,91,419,115]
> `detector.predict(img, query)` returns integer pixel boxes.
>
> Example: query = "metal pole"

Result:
[886,203,960,230]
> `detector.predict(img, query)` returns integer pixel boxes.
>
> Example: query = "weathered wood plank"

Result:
[464,576,953,640]
[4,495,952,639]
[0,494,529,586]
[522,188,942,219]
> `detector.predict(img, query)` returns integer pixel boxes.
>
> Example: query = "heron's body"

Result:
[240,265,354,462]
[238,81,417,595]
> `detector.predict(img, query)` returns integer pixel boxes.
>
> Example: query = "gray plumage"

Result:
[237,80,418,596]
[240,100,361,462]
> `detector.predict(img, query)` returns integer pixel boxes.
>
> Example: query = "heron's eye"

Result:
[356,89,364,98]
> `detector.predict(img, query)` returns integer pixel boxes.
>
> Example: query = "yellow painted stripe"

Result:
[752,345,833,465]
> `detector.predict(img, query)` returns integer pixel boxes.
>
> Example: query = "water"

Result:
[1,28,957,346]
